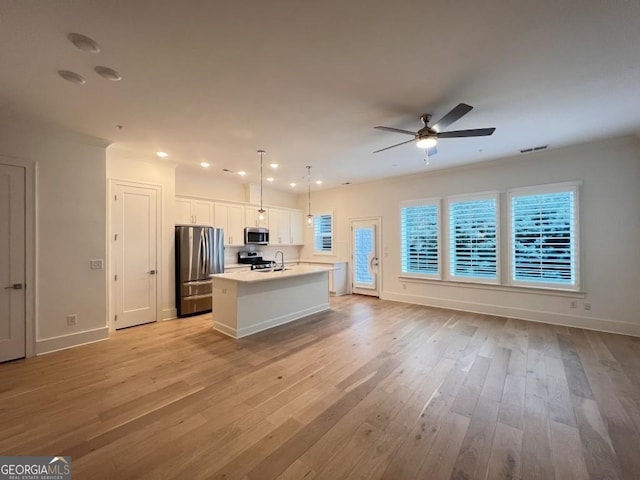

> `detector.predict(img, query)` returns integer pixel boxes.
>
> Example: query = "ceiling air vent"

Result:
[520,145,548,154]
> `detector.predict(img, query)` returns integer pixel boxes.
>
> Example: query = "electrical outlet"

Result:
[90,259,104,269]
[570,301,578,309]
[67,314,77,326]
[584,302,592,311]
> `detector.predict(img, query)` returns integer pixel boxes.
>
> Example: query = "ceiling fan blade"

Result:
[373,138,415,153]
[431,103,473,131]
[374,126,416,136]
[437,127,495,138]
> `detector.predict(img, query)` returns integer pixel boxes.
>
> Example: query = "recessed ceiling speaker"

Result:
[94,66,122,81]
[67,33,101,54]
[58,70,86,84]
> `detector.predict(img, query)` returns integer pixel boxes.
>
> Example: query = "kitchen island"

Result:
[211,265,333,338]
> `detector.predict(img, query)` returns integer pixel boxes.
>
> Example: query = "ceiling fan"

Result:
[373,103,495,156]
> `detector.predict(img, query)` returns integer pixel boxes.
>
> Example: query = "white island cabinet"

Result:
[211,265,333,338]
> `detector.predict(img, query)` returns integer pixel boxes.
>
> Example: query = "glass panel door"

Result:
[351,219,379,296]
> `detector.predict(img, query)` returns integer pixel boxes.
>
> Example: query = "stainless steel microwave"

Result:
[244,227,269,245]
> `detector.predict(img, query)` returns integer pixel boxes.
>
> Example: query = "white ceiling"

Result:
[1,0,639,191]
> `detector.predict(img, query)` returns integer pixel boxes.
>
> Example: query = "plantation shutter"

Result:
[401,203,440,276]
[511,189,576,286]
[449,196,498,280]
[314,214,333,252]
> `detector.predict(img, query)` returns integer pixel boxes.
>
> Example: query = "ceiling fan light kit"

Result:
[374,103,496,155]
[416,136,437,149]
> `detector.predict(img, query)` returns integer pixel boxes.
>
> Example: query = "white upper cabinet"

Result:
[176,198,213,225]
[268,208,304,245]
[269,209,290,245]
[244,205,269,228]
[176,196,303,246]
[214,202,244,246]
[290,210,304,245]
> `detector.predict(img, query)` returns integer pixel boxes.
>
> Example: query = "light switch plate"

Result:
[90,259,104,269]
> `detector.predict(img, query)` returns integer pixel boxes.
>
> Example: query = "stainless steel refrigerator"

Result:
[175,225,224,317]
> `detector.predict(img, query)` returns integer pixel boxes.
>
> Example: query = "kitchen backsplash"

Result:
[224,245,302,265]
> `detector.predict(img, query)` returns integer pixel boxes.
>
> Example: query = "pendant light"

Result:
[257,150,266,221]
[306,165,313,225]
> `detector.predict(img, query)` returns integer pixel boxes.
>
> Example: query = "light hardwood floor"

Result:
[2,295,640,479]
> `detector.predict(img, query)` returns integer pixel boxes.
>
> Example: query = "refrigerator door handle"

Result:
[203,228,210,275]
[199,229,205,274]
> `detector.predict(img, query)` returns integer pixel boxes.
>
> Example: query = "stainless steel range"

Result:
[237,251,275,271]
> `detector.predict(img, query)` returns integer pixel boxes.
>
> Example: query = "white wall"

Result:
[175,166,245,201]
[106,147,177,320]
[0,122,109,353]
[243,182,299,209]
[301,135,640,336]
[175,166,298,208]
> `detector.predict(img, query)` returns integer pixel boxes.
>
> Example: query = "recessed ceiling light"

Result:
[269,163,279,169]
[200,162,210,168]
[67,33,101,54]
[58,70,86,85]
[266,177,274,182]
[156,151,169,158]
[95,66,122,81]
[289,182,296,187]
[315,180,323,185]
[237,171,247,176]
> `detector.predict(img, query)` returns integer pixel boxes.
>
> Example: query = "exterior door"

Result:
[351,218,380,297]
[112,183,158,329]
[0,164,26,362]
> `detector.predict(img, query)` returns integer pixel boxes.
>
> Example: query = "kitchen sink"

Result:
[255,267,290,273]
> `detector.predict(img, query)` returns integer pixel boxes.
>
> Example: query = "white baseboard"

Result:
[213,303,330,339]
[382,291,640,337]
[36,327,109,355]
[161,307,177,321]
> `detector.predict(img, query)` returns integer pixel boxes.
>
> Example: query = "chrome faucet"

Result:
[275,250,285,270]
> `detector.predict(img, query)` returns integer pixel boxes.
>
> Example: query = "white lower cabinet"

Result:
[298,261,348,295]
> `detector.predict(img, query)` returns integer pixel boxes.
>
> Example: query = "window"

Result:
[448,194,499,282]
[400,200,440,277]
[313,213,333,253]
[509,184,579,289]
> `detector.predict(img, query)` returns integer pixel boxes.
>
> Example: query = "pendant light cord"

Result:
[258,149,266,214]
[306,165,313,225]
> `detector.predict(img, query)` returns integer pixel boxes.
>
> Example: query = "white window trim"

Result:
[399,198,442,279]
[507,181,581,291]
[445,191,501,285]
[313,211,334,255]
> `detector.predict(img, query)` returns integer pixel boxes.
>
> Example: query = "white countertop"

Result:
[299,259,347,265]
[212,264,333,283]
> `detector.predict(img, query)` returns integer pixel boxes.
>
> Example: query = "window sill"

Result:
[397,275,586,298]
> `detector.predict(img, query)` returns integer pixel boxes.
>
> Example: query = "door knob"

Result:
[148,270,156,275]
[4,283,23,290]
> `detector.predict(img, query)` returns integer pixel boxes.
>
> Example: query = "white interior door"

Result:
[112,184,158,329]
[351,218,380,297]
[0,164,26,362]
